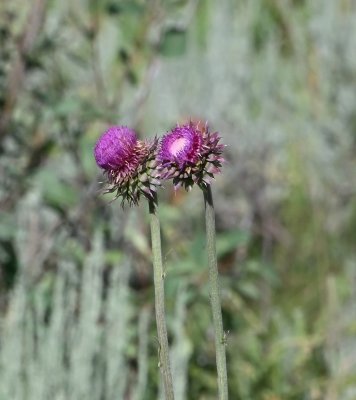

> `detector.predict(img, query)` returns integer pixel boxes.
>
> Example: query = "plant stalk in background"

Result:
[149,196,175,400]
[203,184,228,400]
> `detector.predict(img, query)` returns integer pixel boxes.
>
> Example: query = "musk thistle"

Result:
[158,120,228,399]
[94,125,160,206]
[93,125,175,400]
[157,121,225,190]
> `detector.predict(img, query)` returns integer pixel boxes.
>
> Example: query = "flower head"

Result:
[158,121,225,190]
[94,126,160,206]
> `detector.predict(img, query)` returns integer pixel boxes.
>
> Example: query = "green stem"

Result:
[203,185,229,400]
[148,196,175,400]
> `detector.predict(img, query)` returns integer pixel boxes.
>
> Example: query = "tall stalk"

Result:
[203,184,229,400]
[148,195,175,400]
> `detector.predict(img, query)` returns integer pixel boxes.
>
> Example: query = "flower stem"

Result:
[148,195,175,400]
[203,185,229,400]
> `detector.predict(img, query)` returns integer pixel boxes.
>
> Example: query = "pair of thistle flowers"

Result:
[94,121,225,204]
[94,121,228,400]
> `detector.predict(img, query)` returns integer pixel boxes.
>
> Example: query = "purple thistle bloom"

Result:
[94,126,160,206]
[159,124,203,168]
[94,126,137,171]
[158,121,225,190]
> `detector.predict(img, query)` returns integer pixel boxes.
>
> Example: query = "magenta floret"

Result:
[159,124,203,168]
[94,126,137,170]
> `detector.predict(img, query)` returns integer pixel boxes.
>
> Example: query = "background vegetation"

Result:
[0,0,355,399]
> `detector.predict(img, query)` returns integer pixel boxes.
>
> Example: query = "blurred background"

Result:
[0,0,356,399]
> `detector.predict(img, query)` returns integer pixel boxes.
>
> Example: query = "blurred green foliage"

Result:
[0,0,356,399]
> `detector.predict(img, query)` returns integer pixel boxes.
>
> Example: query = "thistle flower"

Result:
[94,126,175,399]
[158,121,225,190]
[94,125,160,206]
